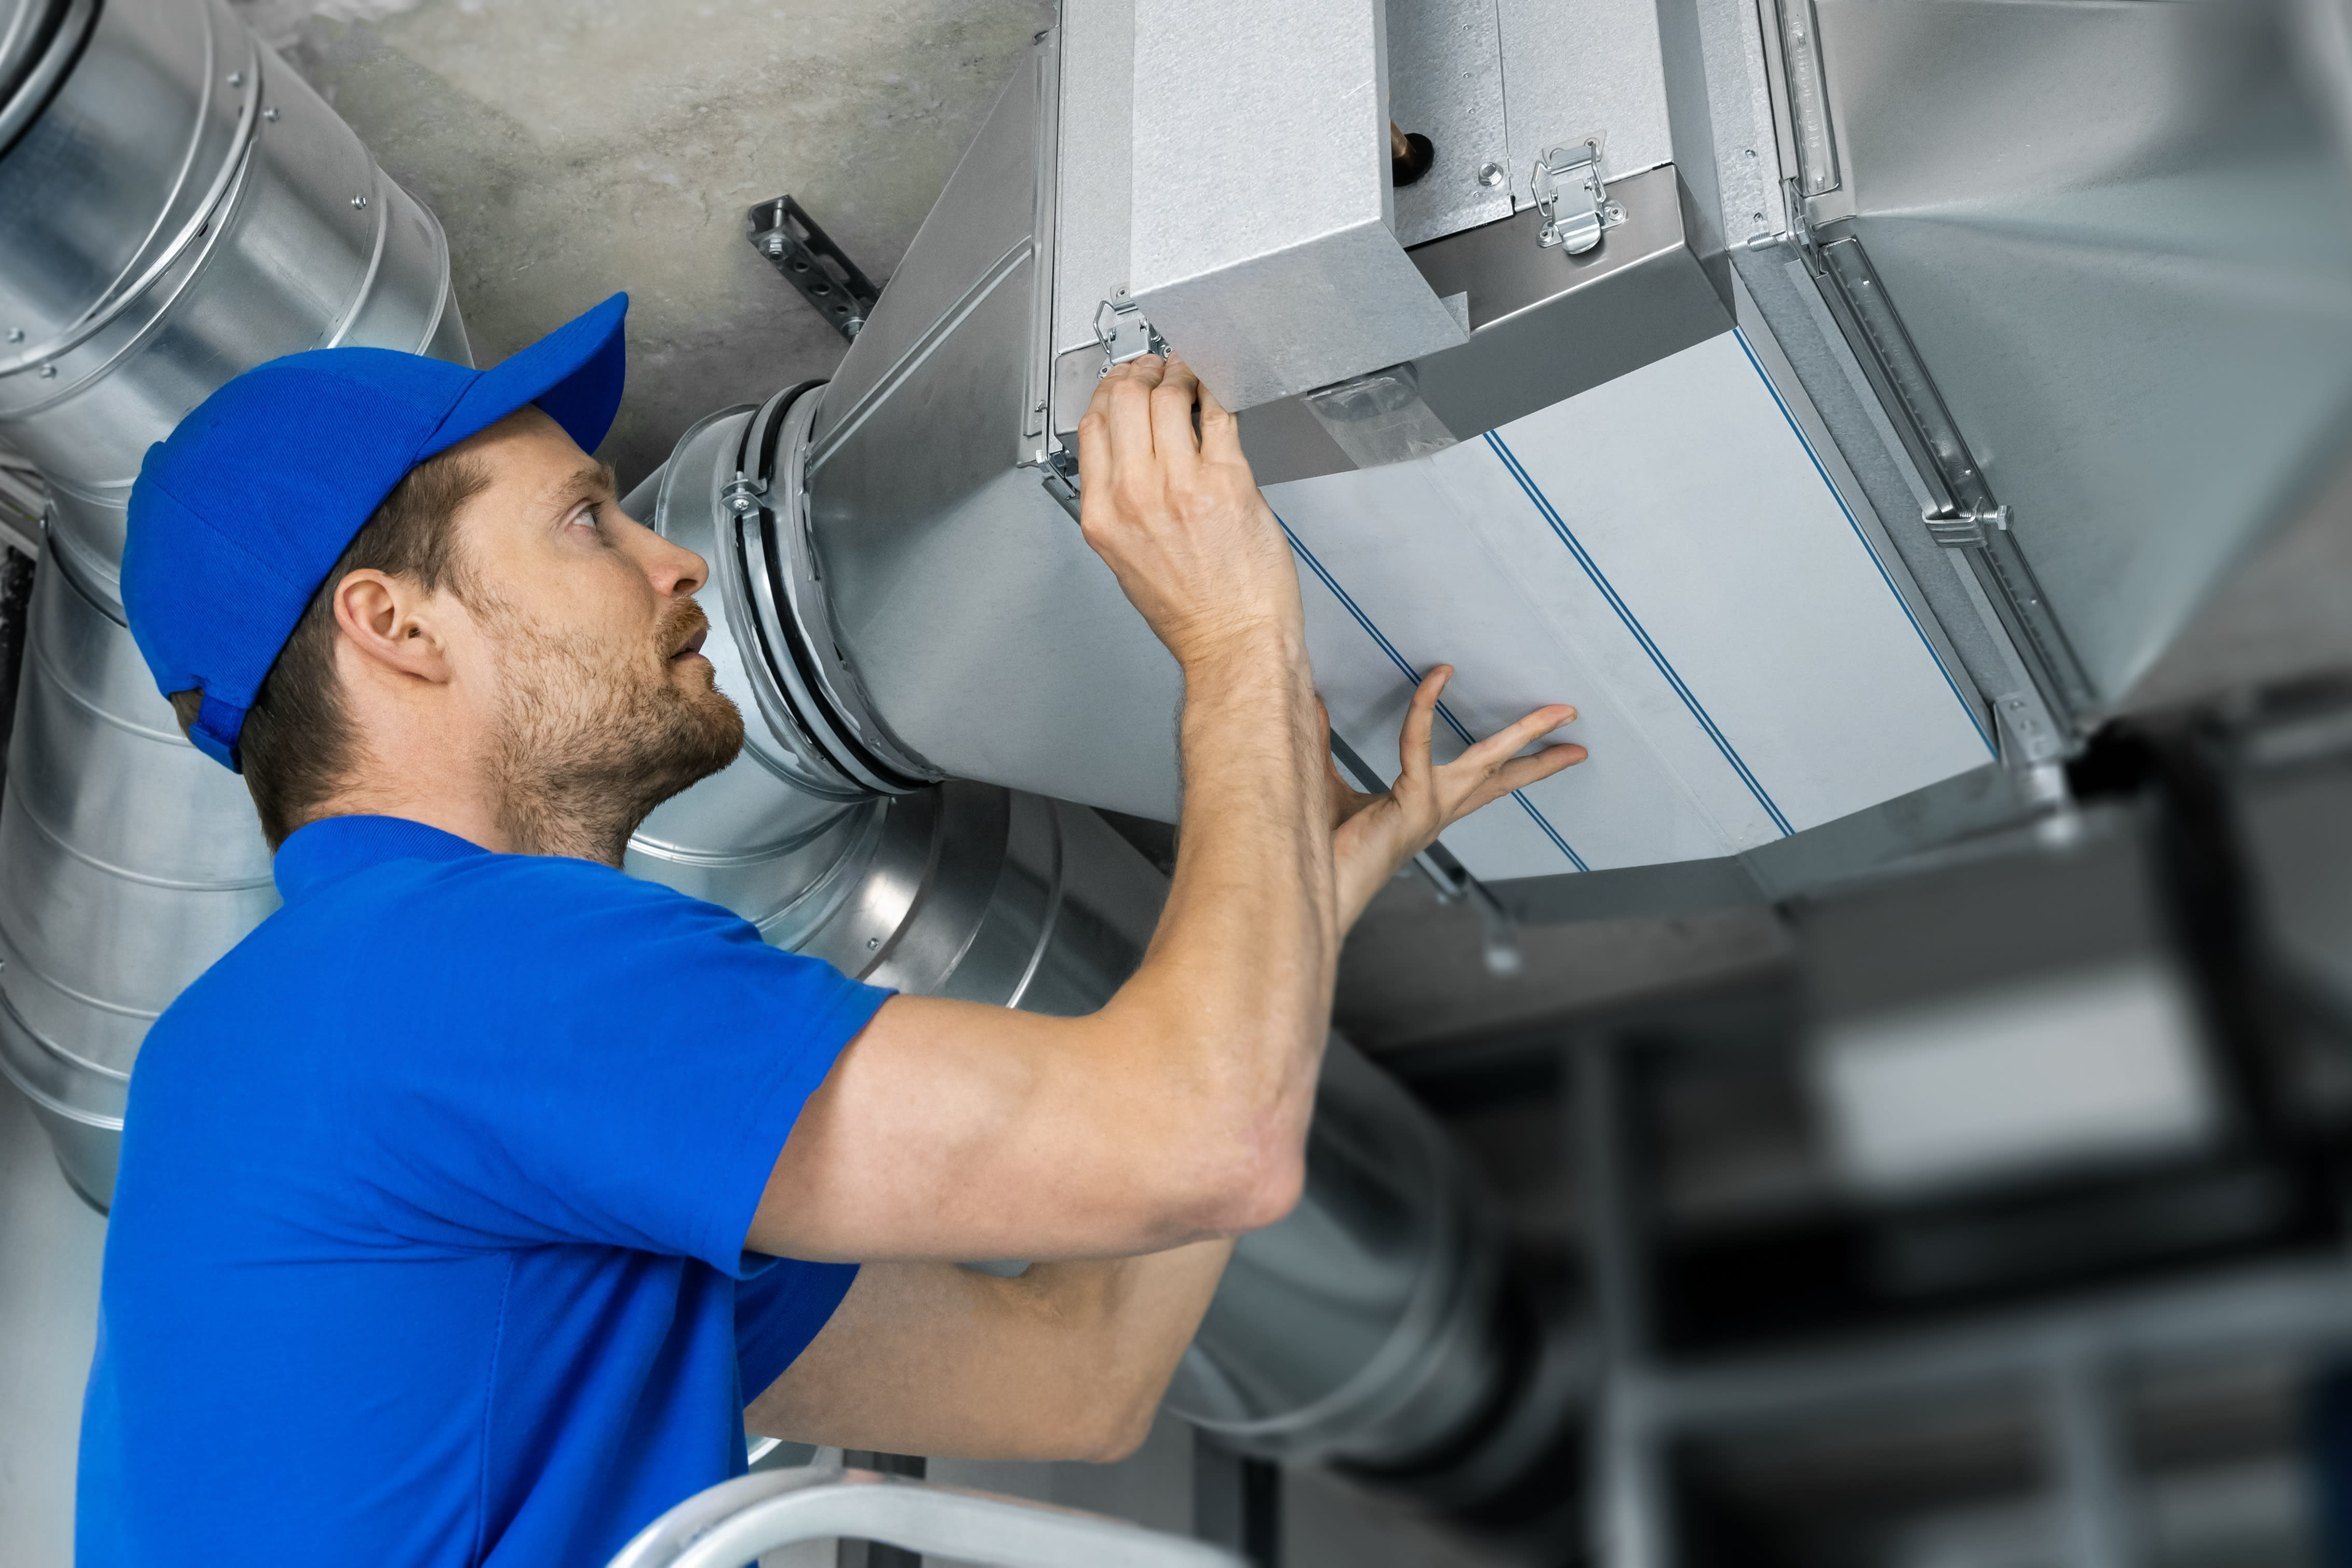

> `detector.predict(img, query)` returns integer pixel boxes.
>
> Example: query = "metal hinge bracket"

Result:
[1094,294,1167,368]
[1532,141,1624,256]
[1035,445,1082,522]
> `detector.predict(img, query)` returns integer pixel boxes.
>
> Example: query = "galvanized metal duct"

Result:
[0,0,469,1204]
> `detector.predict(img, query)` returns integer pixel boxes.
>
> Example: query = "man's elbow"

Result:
[1182,1139,1304,1238]
[1072,1396,1160,1465]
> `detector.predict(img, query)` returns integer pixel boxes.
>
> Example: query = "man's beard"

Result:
[478,593,746,864]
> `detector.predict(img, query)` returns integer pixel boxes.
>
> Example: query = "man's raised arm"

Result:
[747,356,1579,1267]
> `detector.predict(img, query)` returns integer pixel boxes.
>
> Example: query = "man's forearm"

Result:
[749,1241,1236,1463]
[1104,621,1335,1211]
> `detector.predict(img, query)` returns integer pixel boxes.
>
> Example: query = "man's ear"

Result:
[331,569,457,685]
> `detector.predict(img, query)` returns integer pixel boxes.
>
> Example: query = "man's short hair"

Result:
[170,449,489,848]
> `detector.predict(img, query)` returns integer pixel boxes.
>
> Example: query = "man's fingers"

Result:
[1149,357,1203,465]
[1398,667,1450,781]
[1450,743,1587,817]
[1093,356,1166,469]
[1450,702,1576,773]
[1487,743,1587,795]
[1194,372,1244,465]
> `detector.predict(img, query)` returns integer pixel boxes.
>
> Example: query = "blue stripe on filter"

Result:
[1730,327,1997,758]
[1274,511,1588,873]
[1484,430,1796,839]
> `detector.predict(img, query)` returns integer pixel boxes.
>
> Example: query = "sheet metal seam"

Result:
[1271,508,1589,872]
[1482,428,1795,838]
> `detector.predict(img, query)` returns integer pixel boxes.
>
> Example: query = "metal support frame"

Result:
[1193,1433,1282,1567]
[1576,1039,1673,1568]
[1787,206,2099,729]
[1567,1006,2352,1566]
[746,196,882,340]
[2043,1341,2140,1568]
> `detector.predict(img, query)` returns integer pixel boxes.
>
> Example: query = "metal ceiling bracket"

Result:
[1531,141,1624,255]
[745,196,881,340]
[1093,294,1165,367]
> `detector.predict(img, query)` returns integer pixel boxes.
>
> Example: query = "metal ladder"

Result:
[605,1464,1246,1568]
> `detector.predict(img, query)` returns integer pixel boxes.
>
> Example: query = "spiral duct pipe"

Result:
[0,0,469,1204]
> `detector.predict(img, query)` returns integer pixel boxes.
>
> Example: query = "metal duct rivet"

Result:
[226,71,242,88]
[264,107,278,122]
[1477,161,1504,188]
[36,366,54,379]
[350,195,369,210]
[6,329,21,343]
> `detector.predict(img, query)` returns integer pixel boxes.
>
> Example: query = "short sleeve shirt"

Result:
[76,816,891,1566]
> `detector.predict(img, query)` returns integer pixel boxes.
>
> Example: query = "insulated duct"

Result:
[0,0,468,1204]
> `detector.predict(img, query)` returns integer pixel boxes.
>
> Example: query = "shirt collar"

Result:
[273,815,492,904]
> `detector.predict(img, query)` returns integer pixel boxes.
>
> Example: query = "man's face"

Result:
[444,407,744,849]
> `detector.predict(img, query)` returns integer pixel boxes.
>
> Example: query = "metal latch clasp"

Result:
[1094,295,1167,368]
[1924,500,2012,549]
[1532,142,1624,255]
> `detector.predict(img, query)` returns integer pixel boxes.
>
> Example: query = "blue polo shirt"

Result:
[77,815,891,1566]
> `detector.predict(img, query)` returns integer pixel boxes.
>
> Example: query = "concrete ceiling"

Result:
[231,0,1055,489]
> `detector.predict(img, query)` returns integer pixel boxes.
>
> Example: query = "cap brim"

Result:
[422,292,629,462]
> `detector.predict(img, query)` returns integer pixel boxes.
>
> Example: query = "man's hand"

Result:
[1324,669,1585,929]
[1075,355,1302,668]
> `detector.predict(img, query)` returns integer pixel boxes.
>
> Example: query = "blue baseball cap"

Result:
[122,293,631,771]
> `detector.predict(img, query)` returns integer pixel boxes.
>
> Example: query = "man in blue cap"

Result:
[79,293,1583,1564]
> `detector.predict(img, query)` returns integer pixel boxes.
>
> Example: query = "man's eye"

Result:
[572,504,602,532]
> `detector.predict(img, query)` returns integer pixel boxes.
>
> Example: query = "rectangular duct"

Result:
[1268,328,1994,881]
[1124,0,1469,409]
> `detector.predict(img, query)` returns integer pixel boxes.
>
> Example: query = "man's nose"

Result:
[644,533,709,599]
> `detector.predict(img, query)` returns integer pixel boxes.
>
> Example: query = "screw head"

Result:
[263,106,279,122]
[1477,161,1505,188]
[37,364,56,379]
[6,328,22,343]
[227,70,244,88]
[350,194,370,210]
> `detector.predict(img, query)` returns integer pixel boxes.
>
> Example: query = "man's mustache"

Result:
[660,600,712,661]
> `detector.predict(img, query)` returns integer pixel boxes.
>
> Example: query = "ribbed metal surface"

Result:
[0,0,468,1205]
[0,0,467,606]
[0,0,91,155]
[0,556,278,1206]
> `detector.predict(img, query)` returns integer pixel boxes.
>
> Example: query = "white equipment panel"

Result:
[1266,330,1996,881]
